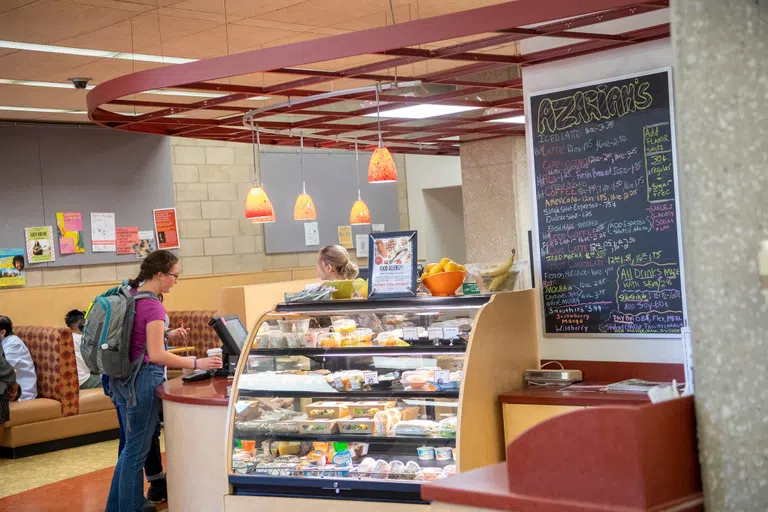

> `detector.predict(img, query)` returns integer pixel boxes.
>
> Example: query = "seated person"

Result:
[1,345,21,424]
[65,310,101,389]
[0,315,37,401]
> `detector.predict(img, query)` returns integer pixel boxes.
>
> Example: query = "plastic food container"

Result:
[375,332,408,347]
[417,446,435,460]
[303,330,319,348]
[278,318,310,333]
[268,330,288,349]
[435,447,453,461]
[332,319,357,334]
[285,333,300,349]
[318,332,342,349]
[298,418,340,435]
[407,374,427,388]
[256,333,270,349]
[350,401,395,418]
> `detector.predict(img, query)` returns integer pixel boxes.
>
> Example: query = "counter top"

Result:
[157,376,232,406]
[499,384,650,407]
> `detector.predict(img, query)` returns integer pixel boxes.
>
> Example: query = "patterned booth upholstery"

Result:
[14,326,79,417]
[167,310,219,359]
[1,326,119,457]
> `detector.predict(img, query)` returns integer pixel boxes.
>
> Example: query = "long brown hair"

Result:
[127,250,179,289]
[318,245,358,280]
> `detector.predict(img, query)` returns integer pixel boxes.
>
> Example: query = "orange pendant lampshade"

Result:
[293,191,317,221]
[245,184,275,223]
[350,197,371,225]
[368,146,398,183]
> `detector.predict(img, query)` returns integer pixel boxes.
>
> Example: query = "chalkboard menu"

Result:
[529,69,685,336]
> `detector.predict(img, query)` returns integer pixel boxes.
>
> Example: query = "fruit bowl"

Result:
[422,271,466,297]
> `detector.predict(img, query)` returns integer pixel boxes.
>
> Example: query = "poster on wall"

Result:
[0,249,26,287]
[91,212,117,252]
[337,226,353,249]
[355,234,369,259]
[528,68,686,336]
[56,212,85,255]
[367,230,417,298]
[24,226,55,263]
[116,227,140,255]
[133,230,156,259]
[153,208,179,250]
[304,222,319,246]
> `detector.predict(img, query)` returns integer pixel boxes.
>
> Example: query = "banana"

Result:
[489,273,510,292]
[481,249,516,278]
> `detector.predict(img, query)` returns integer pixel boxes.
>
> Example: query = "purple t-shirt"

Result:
[130,291,166,363]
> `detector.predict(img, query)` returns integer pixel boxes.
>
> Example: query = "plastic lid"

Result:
[333,442,348,452]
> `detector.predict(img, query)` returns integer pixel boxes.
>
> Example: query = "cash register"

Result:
[207,314,248,377]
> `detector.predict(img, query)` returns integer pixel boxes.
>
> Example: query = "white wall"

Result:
[404,154,465,263]
[423,186,467,264]
[523,36,683,364]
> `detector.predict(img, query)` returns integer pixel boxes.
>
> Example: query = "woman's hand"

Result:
[196,357,223,371]
[166,327,190,343]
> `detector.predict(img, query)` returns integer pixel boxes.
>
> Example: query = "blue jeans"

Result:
[106,364,165,512]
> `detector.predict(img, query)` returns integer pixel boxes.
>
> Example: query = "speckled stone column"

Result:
[672,1,768,510]
[460,136,532,288]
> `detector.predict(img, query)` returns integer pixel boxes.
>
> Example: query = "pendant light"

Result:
[350,142,371,225]
[293,133,317,221]
[244,118,275,223]
[368,82,398,183]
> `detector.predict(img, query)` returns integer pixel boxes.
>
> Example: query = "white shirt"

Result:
[72,333,93,387]
[2,334,38,401]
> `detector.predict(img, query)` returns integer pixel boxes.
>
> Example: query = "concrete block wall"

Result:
[171,137,409,277]
[18,138,408,288]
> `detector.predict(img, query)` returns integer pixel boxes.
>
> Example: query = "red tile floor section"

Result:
[0,461,168,512]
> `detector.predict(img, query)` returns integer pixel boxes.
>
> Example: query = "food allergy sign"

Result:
[368,230,418,298]
[528,69,686,336]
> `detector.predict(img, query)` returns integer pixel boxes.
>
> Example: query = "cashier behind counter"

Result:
[208,315,249,376]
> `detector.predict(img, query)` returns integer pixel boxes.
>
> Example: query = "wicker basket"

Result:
[466,261,526,294]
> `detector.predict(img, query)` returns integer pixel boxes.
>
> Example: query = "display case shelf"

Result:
[233,432,456,446]
[247,345,468,357]
[274,295,491,314]
[236,389,460,399]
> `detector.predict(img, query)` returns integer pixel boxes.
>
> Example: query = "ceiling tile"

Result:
[0,0,40,15]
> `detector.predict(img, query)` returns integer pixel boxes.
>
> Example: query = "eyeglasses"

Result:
[166,272,180,280]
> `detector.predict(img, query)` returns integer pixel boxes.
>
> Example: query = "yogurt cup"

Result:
[417,446,435,460]
[435,447,453,461]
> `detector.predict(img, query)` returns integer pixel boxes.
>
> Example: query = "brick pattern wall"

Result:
[19,137,408,287]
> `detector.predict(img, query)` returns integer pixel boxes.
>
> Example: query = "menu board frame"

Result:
[367,230,418,299]
[526,67,688,338]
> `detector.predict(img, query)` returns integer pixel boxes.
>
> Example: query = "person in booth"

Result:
[65,310,102,389]
[0,315,37,401]
[1,344,20,424]
[105,250,222,512]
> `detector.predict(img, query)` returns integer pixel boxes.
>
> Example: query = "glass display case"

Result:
[225,292,540,505]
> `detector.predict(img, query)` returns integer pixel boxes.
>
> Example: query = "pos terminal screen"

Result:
[209,315,248,355]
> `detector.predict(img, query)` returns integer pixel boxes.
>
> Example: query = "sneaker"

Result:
[141,498,157,512]
[147,478,167,503]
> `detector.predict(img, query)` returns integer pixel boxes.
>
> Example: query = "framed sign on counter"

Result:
[367,230,418,298]
[527,68,687,337]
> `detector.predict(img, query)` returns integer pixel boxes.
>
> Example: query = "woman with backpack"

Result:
[105,250,222,512]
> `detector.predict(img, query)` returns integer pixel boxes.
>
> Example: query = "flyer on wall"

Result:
[0,249,26,287]
[116,227,140,255]
[153,208,180,250]
[133,230,156,259]
[24,226,56,263]
[56,212,85,254]
[367,230,418,298]
[91,212,117,252]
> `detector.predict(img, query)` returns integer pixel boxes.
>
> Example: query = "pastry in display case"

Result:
[226,292,540,504]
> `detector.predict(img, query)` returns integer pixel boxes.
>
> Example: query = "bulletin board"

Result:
[0,123,175,268]
[261,151,400,254]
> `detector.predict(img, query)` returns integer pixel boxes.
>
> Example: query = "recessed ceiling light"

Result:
[491,115,526,124]
[0,78,270,101]
[0,105,88,114]
[365,104,480,119]
[0,40,196,64]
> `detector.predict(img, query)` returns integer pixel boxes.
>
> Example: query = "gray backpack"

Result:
[81,286,159,380]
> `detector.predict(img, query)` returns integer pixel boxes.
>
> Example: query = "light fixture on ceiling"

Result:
[368,83,398,184]
[0,39,195,64]
[0,78,270,101]
[293,133,317,221]
[364,104,479,120]
[244,118,275,223]
[350,142,371,225]
[491,115,526,124]
[0,105,87,114]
